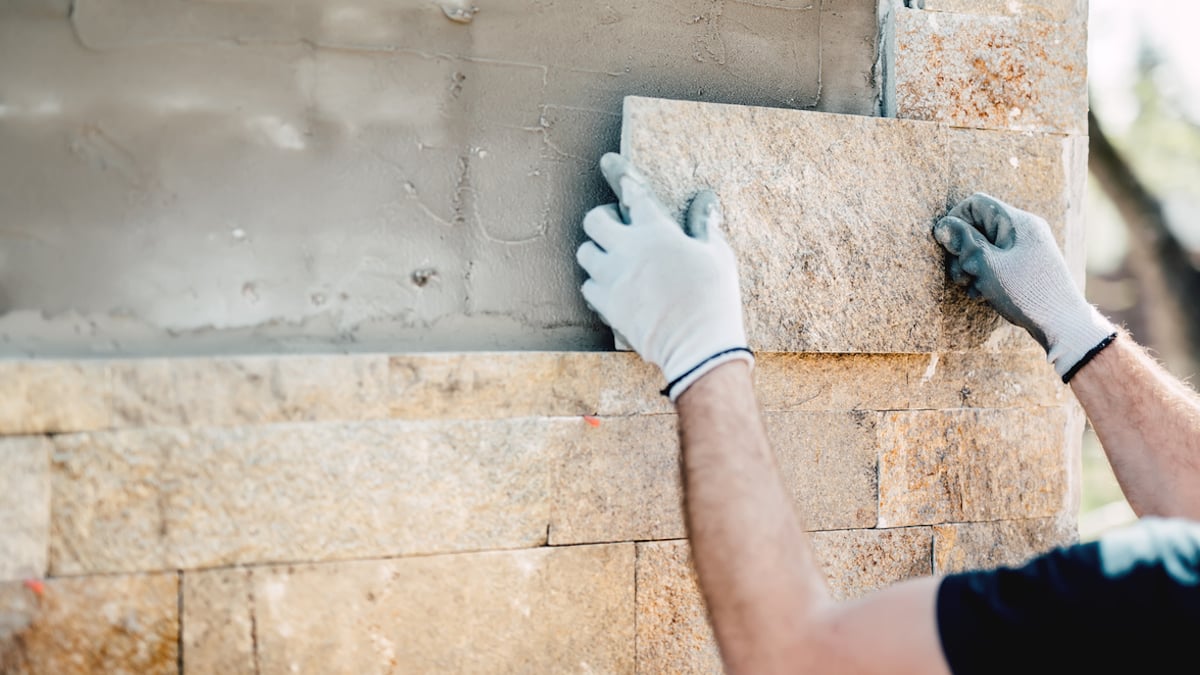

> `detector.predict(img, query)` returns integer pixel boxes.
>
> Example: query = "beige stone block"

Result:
[0,572,178,674]
[635,531,932,671]
[635,540,723,675]
[389,351,668,420]
[50,419,561,574]
[914,351,1066,410]
[878,407,1069,527]
[0,437,50,581]
[934,516,1077,574]
[620,96,1077,354]
[919,0,1084,23]
[182,568,255,675]
[0,361,109,435]
[623,96,948,353]
[550,411,878,545]
[208,544,634,674]
[811,527,934,599]
[109,354,388,428]
[893,8,1087,134]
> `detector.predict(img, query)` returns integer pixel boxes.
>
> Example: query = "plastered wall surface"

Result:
[0,0,879,357]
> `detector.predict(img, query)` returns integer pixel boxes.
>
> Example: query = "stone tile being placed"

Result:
[635,531,931,671]
[49,419,563,574]
[878,407,1069,527]
[550,411,878,545]
[0,437,51,581]
[0,573,178,675]
[182,544,635,674]
[0,361,109,435]
[934,516,1077,575]
[893,8,1087,134]
[620,96,1076,354]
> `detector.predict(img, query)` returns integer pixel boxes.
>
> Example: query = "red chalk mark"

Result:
[23,579,45,597]
[582,415,601,427]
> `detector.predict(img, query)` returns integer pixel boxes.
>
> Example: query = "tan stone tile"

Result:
[388,351,667,420]
[912,351,1067,410]
[811,527,934,599]
[893,8,1087,134]
[182,568,255,675]
[110,354,388,428]
[933,516,1077,574]
[878,407,1069,527]
[919,0,1083,23]
[0,361,110,435]
[550,411,878,545]
[635,540,722,675]
[0,572,179,674]
[246,544,634,674]
[0,436,50,581]
[622,96,950,354]
[50,419,561,574]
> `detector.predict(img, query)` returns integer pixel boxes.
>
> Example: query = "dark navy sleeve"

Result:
[936,517,1200,675]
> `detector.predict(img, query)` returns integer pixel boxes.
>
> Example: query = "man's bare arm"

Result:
[1070,331,1200,518]
[675,360,951,675]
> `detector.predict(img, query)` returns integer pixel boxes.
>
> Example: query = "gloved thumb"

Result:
[684,189,722,242]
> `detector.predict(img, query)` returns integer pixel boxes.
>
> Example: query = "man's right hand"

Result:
[933,193,1116,381]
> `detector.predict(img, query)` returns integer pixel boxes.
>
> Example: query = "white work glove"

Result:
[576,153,753,401]
[933,192,1117,381]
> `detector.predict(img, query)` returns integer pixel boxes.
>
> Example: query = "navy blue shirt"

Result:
[937,517,1200,674]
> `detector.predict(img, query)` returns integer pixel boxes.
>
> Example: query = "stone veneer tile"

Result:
[934,516,1077,575]
[388,351,668,420]
[550,411,878,545]
[635,531,931,671]
[0,361,109,435]
[0,573,178,674]
[49,419,565,574]
[182,568,255,675]
[109,354,389,427]
[182,544,635,674]
[621,96,1076,354]
[893,8,1087,134]
[0,437,50,581]
[878,407,1069,527]
[919,0,1084,23]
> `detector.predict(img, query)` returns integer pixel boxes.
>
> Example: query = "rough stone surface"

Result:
[0,437,50,581]
[49,419,563,574]
[109,354,389,428]
[621,96,1076,353]
[635,531,932,671]
[182,544,635,674]
[933,516,1077,574]
[0,361,109,434]
[919,0,1085,23]
[0,573,179,674]
[550,411,878,545]
[878,407,1069,527]
[893,8,1087,134]
[389,351,669,419]
[182,568,255,675]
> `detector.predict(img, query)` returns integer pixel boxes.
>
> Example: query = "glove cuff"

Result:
[663,347,755,402]
[1047,304,1117,380]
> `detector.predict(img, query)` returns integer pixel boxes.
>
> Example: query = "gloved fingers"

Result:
[947,193,1015,247]
[684,189,722,242]
[581,279,612,320]
[583,204,628,253]
[960,249,986,277]
[599,152,672,227]
[934,215,993,258]
[966,285,983,300]
[947,257,973,287]
[576,241,617,284]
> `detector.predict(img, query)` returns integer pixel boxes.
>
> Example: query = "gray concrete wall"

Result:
[0,0,880,356]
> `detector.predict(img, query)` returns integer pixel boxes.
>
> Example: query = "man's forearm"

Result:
[675,360,833,674]
[1071,331,1200,518]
